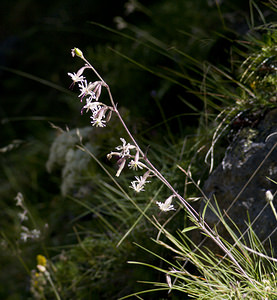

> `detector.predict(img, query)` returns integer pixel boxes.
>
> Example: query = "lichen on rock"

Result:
[200,108,277,252]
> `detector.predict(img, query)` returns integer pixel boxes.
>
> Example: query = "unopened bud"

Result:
[266,190,274,203]
[166,273,172,288]
[71,48,84,59]
[106,109,113,123]
[116,158,126,177]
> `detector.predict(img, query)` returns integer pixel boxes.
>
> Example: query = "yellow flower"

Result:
[250,81,256,89]
[36,254,47,267]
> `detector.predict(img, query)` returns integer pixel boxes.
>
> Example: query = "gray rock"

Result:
[200,108,277,253]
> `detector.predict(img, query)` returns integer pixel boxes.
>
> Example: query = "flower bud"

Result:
[266,190,274,203]
[166,273,172,288]
[71,48,84,58]
[116,158,126,177]
[106,109,113,123]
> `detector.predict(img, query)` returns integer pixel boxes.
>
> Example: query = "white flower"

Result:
[18,210,28,222]
[90,105,107,127]
[68,65,89,89]
[107,138,137,177]
[91,81,103,100]
[130,180,146,193]
[128,160,145,170]
[30,229,41,239]
[20,226,30,242]
[20,226,40,242]
[156,195,176,212]
[90,116,106,127]
[128,149,146,170]
[130,171,151,192]
[68,72,85,84]
[81,100,99,114]
[78,80,96,101]
[20,232,29,242]
[37,265,46,273]
[107,138,136,161]
[15,192,24,207]
[114,16,128,30]
[125,0,137,15]
[115,138,136,157]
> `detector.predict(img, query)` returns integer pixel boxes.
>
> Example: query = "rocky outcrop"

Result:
[200,108,277,252]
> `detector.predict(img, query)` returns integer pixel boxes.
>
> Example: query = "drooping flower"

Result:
[156,195,176,212]
[115,138,136,157]
[30,229,41,239]
[68,72,85,88]
[129,179,146,192]
[91,81,103,100]
[18,210,28,222]
[107,138,138,176]
[15,192,24,207]
[90,115,106,127]
[130,171,151,192]
[128,160,145,170]
[20,226,41,242]
[90,105,107,127]
[128,149,146,170]
[81,100,101,115]
[78,80,97,101]
[107,138,136,160]
[20,232,29,242]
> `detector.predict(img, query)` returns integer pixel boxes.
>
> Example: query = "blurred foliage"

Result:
[0,0,276,299]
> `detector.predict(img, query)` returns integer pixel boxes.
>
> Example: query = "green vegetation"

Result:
[1,0,277,299]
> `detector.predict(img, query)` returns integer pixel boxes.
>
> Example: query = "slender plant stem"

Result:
[78,53,256,284]
[45,272,61,300]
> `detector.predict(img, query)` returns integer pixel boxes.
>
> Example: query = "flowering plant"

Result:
[67,48,260,286]
[68,48,175,210]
